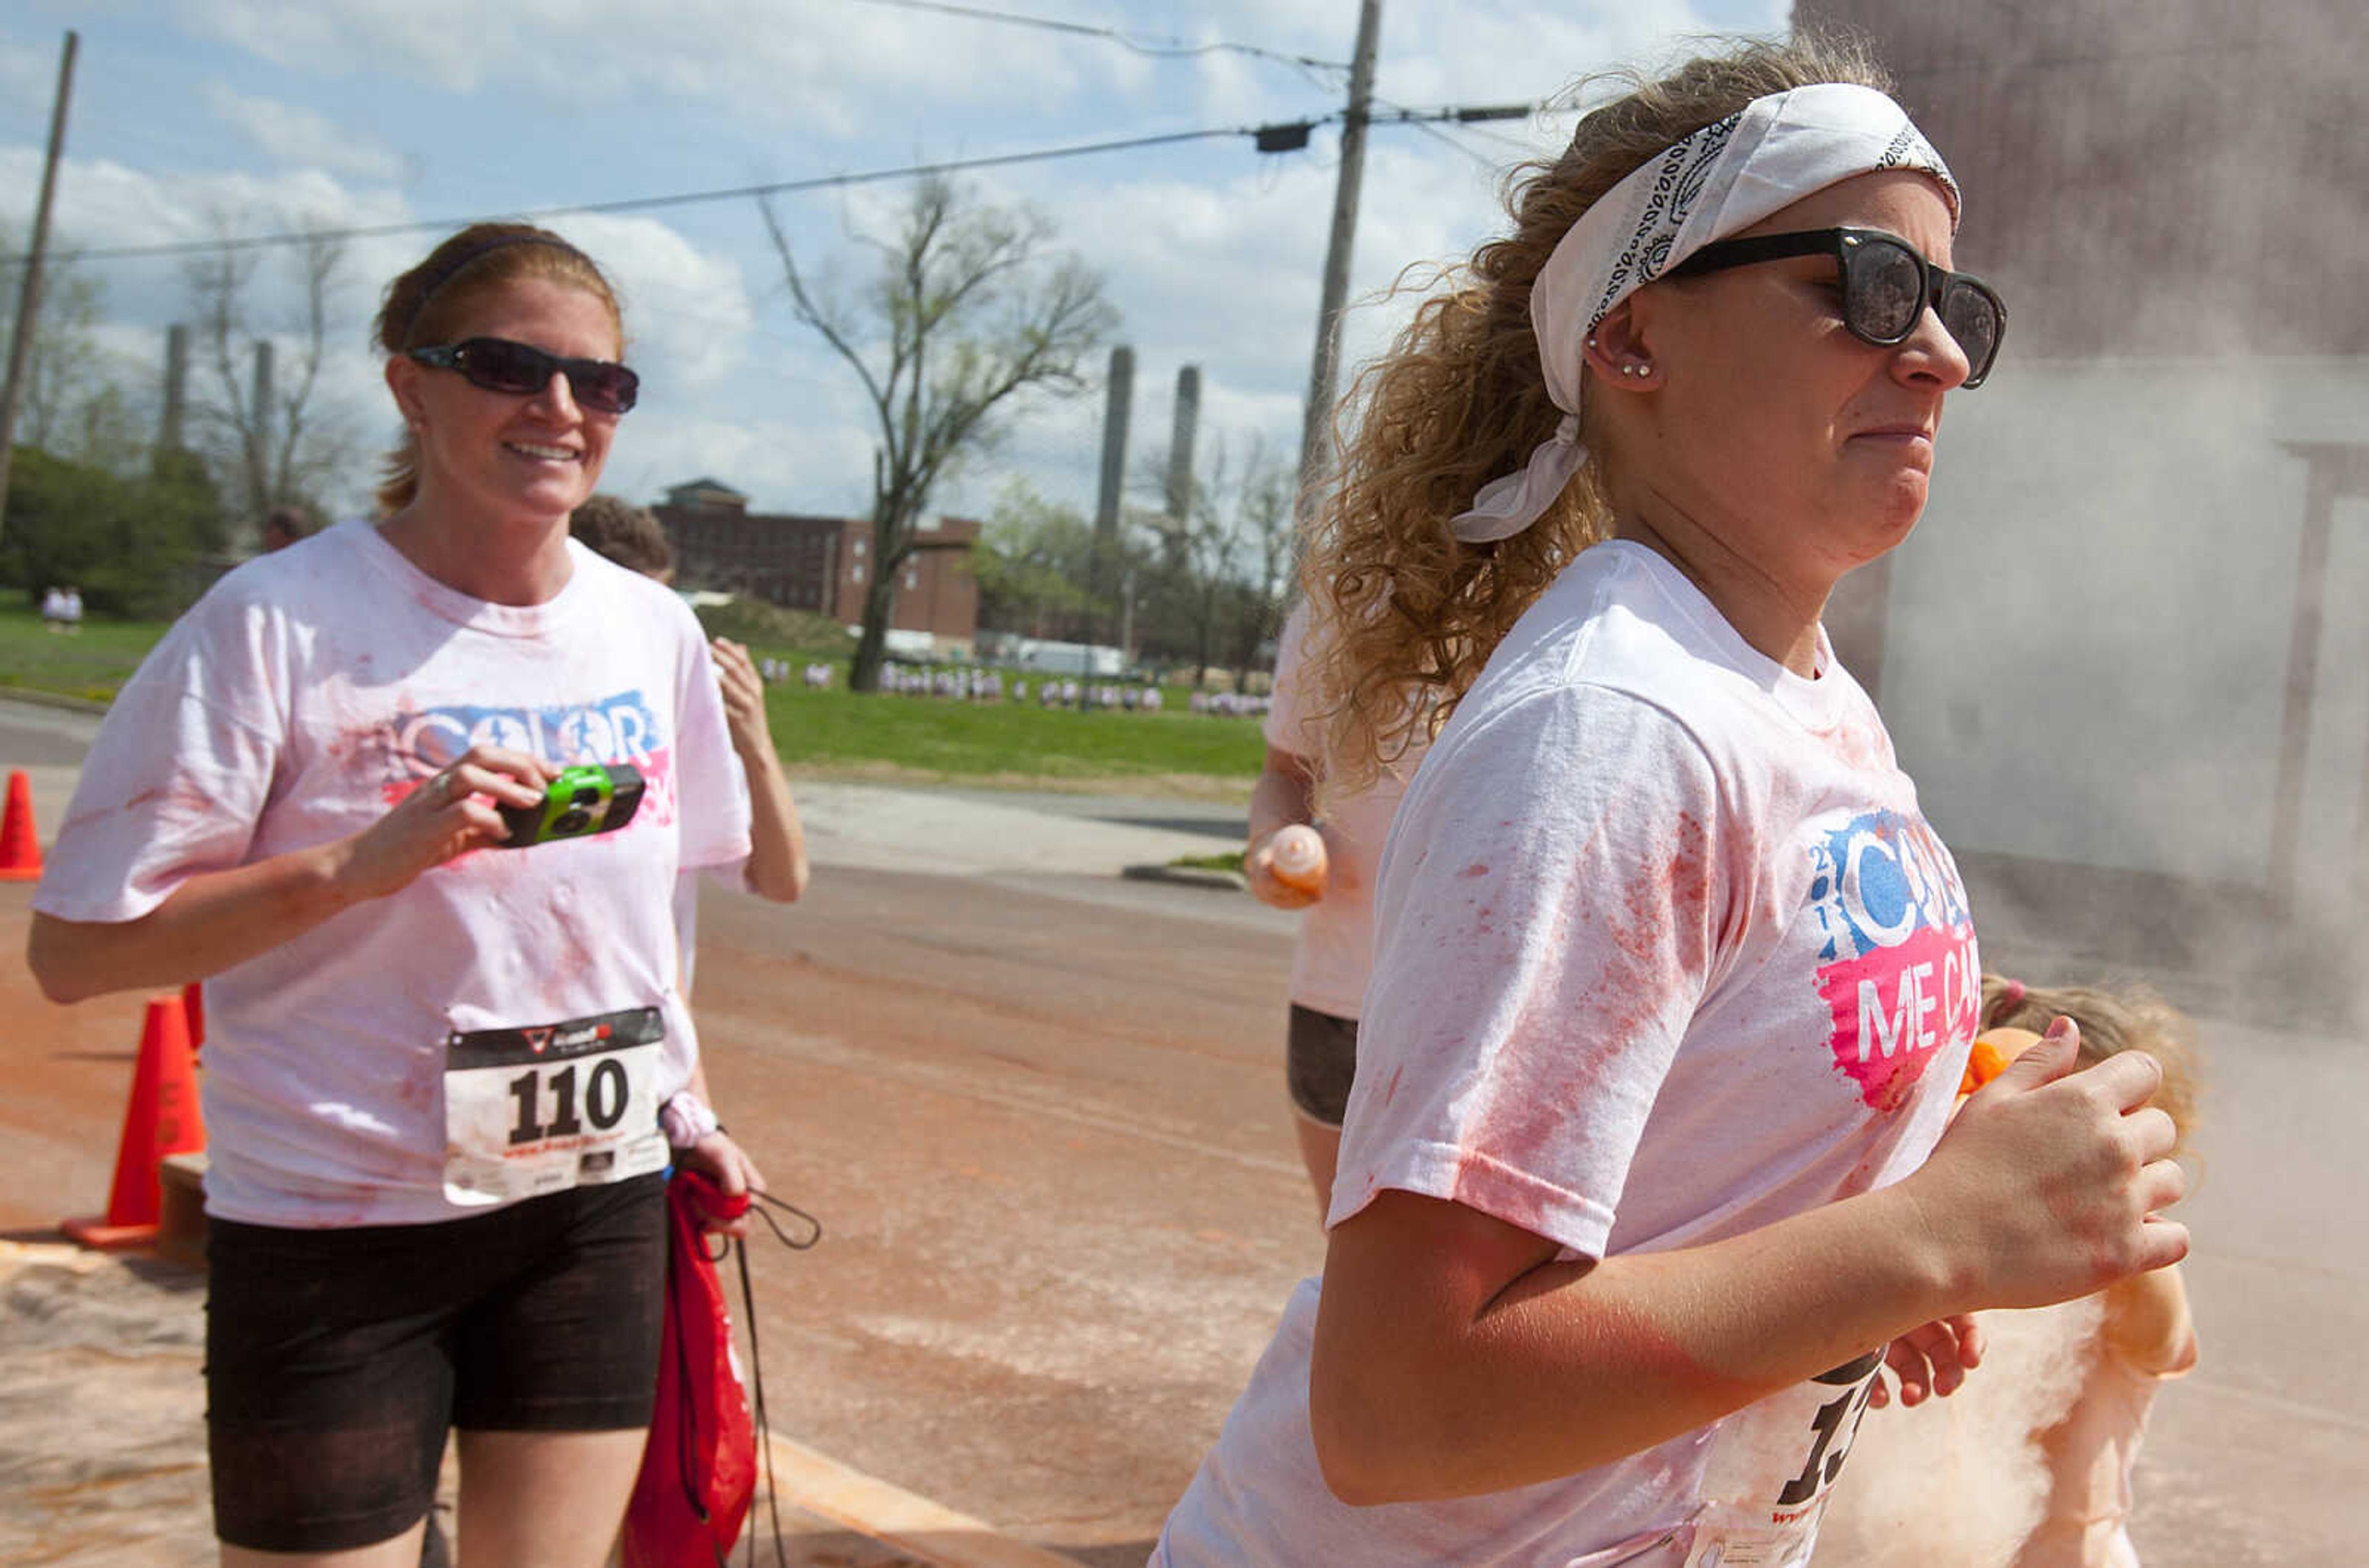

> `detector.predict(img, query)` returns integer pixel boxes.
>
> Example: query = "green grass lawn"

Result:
[762,680,1263,788]
[0,603,170,704]
[0,600,1264,790]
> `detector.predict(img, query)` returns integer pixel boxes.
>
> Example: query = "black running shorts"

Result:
[204,1173,666,1553]
[1286,1004,1360,1127]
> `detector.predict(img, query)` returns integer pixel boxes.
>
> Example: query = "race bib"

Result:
[1683,1348,1883,1568]
[443,1005,671,1206]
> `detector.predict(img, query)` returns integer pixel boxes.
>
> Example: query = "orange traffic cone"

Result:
[0,769,41,881]
[64,994,207,1249]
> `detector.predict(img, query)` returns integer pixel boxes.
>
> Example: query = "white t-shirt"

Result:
[35,520,751,1228]
[1261,600,1415,1021]
[1157,541,1980,1568]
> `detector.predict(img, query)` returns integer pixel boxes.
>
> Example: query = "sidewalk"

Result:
[0,696,1242,887]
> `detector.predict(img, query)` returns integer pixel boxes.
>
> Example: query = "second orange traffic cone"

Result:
[0,769,42,881]
[63,994,207,1249]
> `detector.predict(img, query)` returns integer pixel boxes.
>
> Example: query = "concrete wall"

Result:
[1878,356,2369,926]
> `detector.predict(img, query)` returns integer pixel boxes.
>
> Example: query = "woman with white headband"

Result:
[1152,37,2185,1567]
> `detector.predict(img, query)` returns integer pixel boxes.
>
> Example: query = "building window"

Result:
[851,563,864,584]
[904,568,919,590]
[853,537,867,558]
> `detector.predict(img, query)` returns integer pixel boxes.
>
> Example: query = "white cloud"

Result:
[539,212,759,390]
[173,0,1109,133]
[200,81,410,184]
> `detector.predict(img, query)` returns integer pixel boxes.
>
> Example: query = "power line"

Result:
[24,99,1544,270]
[38,125,1280,265]
[826,0,1349,72]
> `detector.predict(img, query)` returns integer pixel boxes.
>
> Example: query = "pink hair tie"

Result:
[2001,979,2027,1006]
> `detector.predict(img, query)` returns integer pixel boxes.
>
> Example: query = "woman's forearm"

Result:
[737,742,809,902]
[28,840,363,1004]
[1309,1185,1953,1504]
[1248,748,1317,844]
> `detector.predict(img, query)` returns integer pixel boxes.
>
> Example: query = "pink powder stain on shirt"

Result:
[395,1055,439,1112]
[1816,716,1890,774]
[1604,810,1716,1007]
[1458,862,1491,880]
[1451,812,1721,1225]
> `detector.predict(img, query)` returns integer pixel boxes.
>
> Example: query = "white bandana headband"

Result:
[1449,82,1960,543]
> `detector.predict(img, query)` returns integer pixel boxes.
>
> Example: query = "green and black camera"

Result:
[496,763,646,849]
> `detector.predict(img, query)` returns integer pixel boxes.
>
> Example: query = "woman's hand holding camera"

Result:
[336,745,556,902]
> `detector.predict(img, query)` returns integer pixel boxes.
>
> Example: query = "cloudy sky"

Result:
[0,0,1789,523]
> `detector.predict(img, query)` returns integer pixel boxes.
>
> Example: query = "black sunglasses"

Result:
[1666,227,2005,388]
[405,337,640,415]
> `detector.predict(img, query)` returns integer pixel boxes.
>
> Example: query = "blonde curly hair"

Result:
[1305,32,1895,798]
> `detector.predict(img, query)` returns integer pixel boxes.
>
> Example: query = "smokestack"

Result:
[249,338,274,515]
[1167,363,1201,521]
[159,323,188,452]
[1094,344,1134,548]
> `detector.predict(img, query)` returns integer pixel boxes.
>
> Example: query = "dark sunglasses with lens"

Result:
[1666,227,2006,388]
[405,337,640,415]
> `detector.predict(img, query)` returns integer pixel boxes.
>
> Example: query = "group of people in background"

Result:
[36,584,81,633]
[21,29,2201,1568]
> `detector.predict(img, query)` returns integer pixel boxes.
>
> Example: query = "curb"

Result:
[762,1430,1085,1567]
[0,686,110,715]
[1120,863,1245,891]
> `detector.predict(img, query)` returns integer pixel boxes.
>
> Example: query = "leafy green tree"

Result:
[972,483,1105,641]
[1,445,223,618]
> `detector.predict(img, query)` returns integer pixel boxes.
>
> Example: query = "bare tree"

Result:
[9,259,101,455]
[762,175,1117,691]
[1228,438,1297,688]
[1133,434,1294,688]
[184,223,350,539]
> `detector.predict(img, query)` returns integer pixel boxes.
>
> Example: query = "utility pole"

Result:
[1294,0,1383,521]
[0,30,80,540]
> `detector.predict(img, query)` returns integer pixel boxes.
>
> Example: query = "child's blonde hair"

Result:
[1979,975,2204,1153]
[1302,32,1896,797]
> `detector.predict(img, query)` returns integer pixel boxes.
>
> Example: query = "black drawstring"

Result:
[734,1193,824,1568]
[669,1185,822,1568]
[748,1189,822,1251]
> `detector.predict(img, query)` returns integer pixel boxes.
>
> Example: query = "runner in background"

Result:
[1242,596,1420,1218]
[1819,978,2204,1568]
[261,505,318,553]
[28,223,756,1568]
[569,492,809,999]
[1156,36,2186,1567]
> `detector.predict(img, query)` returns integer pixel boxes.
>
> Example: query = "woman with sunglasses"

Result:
[29,222,757,1567]
[1153,37,2184,1568]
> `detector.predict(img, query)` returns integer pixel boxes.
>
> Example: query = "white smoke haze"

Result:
[1817,1297,2106,1567]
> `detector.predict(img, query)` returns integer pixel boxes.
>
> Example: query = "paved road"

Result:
[1,699,2361,1566]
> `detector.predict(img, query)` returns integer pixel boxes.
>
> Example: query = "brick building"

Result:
[651,478,982,654]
